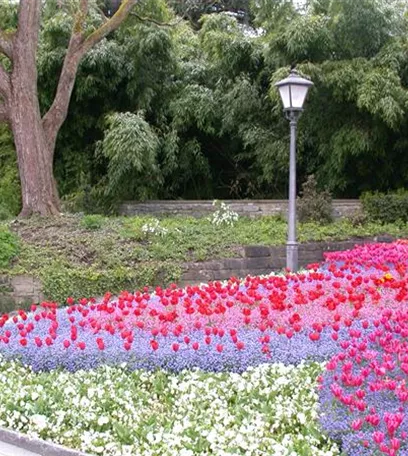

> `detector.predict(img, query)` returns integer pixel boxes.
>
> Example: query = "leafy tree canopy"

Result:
[1,0,408,215]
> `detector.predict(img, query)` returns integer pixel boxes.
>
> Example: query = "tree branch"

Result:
[42,0,139,155]
[0,29,13,60]
[79,0,89,23]
[80,0,138,54]
[0,101,9,124]
[96,6,109,24]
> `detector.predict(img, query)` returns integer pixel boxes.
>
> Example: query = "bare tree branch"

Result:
[79,0,89,22]
[0,64,11,99]
[0,101,9,123]
[42,0,139,155]
[0,29,14,60]
[80,0,138,54]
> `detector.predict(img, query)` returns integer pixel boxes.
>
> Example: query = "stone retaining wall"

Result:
[178,236,393,285]
[0,236,394,309]
[119,199,362,219]
[0,275,43,312]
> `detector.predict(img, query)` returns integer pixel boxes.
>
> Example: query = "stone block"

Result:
[374,235,395,243]
[216,269,247,280]
[244,245,271,258]
[186,261,222,271]
[11,275,41,295]
[245,257,274,269]
[271,258,287,269]
[222,258,246,270]
[182,269,215,283]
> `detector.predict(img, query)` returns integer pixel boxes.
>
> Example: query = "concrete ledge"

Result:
[0,427,92,456]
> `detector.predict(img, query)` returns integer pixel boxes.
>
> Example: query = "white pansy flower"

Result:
[30,414,47,431]
[97,416,109,426]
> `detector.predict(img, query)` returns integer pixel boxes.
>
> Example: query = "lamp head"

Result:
[275,69,314,111]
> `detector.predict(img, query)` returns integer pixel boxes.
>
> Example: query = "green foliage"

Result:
[80,214,105,230]
[39,263,179,303]
[0,226,19,269]
[0,204,12,221]
[361,190,408,223]
[327,0,405,59]
[280,13,333,62]
[199,13,256,76]
[297,175,333,224]
[97,112,160,202]
[61,185,108,215]
[0,127,20,216]
[3,0,408,208]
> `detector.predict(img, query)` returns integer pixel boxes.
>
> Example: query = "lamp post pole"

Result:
[275,68,313,273]
[287,111,299,272]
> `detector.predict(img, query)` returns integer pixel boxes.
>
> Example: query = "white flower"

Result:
[141,219,169,237]
[210,200,239,227]
[30,414,48,431]
[0,358,340,456]
[97,416,109,426]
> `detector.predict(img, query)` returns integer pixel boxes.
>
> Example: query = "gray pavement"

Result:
[0,440,41,456]
[0,427,91,456]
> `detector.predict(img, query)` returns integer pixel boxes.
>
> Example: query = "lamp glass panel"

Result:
[290,84,309,109]
[278,85,291,109]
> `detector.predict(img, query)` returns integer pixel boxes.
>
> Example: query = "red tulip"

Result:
[150,340,159,351]
[309,332,320,342]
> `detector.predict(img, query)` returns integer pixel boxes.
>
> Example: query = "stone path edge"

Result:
[0,427,93,456]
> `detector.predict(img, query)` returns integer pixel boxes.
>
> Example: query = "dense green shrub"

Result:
[80,214,105,230]
[361,190,408,223]
[61,185,115,215]
[297,175,333,224]
[40,262,182,302]
[0,204,12,221]
[0,127,20,216]
[0,226,19,269]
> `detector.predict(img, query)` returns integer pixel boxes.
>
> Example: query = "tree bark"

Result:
[10,0,60,216]
[0,102,9,123]
[10,93,61,217]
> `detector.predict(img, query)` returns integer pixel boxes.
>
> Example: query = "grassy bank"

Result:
[1,214,407,302]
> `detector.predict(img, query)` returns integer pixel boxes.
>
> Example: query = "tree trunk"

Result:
[10,61,60,217]
[0,0,138,217]
[10,106,61,218]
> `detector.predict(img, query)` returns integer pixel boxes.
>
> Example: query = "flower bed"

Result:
[0,241,408,455]
[0,358,337,455]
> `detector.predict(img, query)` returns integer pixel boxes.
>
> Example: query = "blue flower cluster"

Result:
[0,304,364,373]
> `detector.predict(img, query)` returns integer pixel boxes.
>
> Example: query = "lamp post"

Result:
[275,69,313,273]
